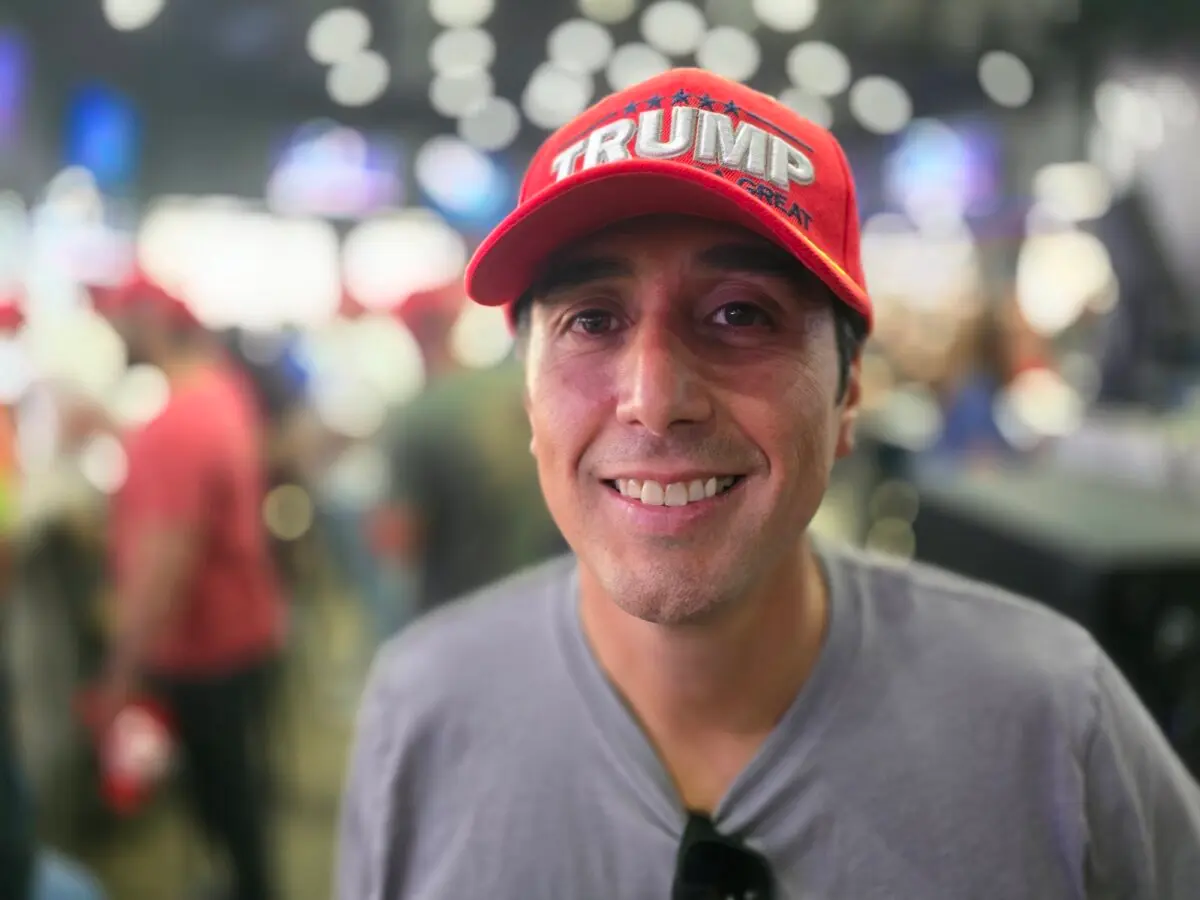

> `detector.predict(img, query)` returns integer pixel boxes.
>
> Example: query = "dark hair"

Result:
[512,272,868,403]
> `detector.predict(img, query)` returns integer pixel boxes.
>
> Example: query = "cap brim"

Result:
[465,158,870,323]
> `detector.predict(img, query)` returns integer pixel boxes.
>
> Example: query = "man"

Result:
[370,282,567,625]
[95,277,284,900]
[337,69,1200,899]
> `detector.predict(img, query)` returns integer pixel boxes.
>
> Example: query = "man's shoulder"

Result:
[367,554,576,700]
[830,543,1102,706]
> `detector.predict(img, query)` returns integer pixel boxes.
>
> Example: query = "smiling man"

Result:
[337,69,1200,900]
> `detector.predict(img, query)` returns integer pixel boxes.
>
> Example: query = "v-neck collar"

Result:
[552,541,864,836]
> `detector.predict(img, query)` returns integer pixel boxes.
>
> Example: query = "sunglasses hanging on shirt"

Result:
[672,810,775,900]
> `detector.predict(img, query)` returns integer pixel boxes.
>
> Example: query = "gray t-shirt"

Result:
[337,544,1200,899]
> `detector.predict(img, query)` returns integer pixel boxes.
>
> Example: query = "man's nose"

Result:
[614,322,713,435]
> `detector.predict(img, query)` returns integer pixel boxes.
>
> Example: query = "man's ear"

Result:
[835,353,862,459]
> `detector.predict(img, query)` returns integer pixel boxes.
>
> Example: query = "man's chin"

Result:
[602,565,741,628]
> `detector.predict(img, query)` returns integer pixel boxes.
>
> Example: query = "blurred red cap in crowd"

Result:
[88,269,201,330]
[395,281,464,341]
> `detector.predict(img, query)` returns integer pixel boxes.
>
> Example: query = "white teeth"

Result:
[664,483,689,507]
[615,476,738,506]
[640,481,665,506]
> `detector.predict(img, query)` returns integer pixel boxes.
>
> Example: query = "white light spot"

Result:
[263,484,315,541]
[695,26,761,82]
[449,304,514,369]
[606,42,672,91]
[101,0,164,32]
[849,76,912,135]
[429,70,494,118]
[458,96,522,151]
[343,208,468,310]
[978,51,1034,108]
[1016,230,1114,336]
[640,1,707,56]
[777,87,832,128]
[548,19,615,74]
[1032,162,1113,223]
[523,64,594,130]
[429,27,496,76]
[109,364,171,427]
[79,432,128,494]
[327,51,390,107]
[428,0,495,29]
[306,7,372,65]
[1094,80,1165,152]
[785,41,850,98]
[23,309,127,399]
[579,0,637,25]
[753,0,818,32]
[320,442,392,508]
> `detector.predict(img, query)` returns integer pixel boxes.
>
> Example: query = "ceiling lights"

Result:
[306,7,372,65]
[548,19,615,74]
[606,42,671,92]
[640,1,707,57]
[978,51,1034,108]
[428,0,496,29]
[786,41,850,98]
[752,0,818,33]
[429,71,495,118]
[579,0,637,25]
[849,76,912,135]
[428,27,496,76]
[777,87,832,128]
[458,96,522,151]
[695,26,761,82]
[327,51,391,107]
[523,64,594,130]
[101,0,164,32]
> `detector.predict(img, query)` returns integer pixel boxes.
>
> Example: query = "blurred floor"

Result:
[80,583,364,900]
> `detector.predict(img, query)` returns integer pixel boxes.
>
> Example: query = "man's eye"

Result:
[711,302,772,329]
[567,310,617,335]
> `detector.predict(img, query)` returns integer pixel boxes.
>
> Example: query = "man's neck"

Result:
[579,537,829,741]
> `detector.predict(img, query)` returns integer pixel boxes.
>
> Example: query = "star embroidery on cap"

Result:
[723,100,740,116]
[624,102,639,115]
[672,89,690,105]
[646,94,663,108]
[697,93,716,110]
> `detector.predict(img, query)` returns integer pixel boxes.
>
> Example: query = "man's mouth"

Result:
[602,476,745,508]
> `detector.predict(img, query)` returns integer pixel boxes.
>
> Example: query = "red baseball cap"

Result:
[89,269,200,330]
[465,68,872,331]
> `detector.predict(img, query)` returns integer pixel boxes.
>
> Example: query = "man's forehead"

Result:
[534,218,798,289]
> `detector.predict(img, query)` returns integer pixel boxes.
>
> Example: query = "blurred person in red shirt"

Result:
[92,277,284,900]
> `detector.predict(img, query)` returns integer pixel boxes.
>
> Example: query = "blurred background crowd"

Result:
[0,0,1199,898]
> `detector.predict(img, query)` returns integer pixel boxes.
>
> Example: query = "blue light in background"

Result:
[64,84,141,191]
[0,28,29,150]
[414,136,514,234]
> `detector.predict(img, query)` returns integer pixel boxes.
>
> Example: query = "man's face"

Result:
[522,215,861,626]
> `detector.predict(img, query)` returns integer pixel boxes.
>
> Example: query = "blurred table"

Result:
[910,462,1200,771]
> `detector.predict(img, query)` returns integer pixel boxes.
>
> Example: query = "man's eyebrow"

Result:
[695,242,805,280]
[530,256,632,299]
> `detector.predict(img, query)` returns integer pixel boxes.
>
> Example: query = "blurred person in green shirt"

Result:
[369,285,567,624]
